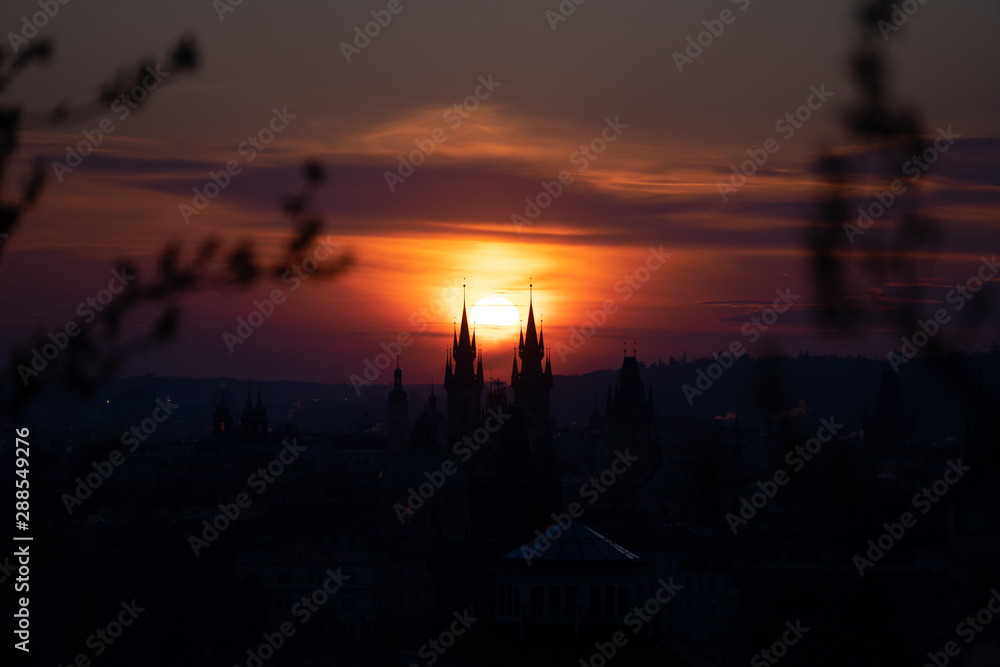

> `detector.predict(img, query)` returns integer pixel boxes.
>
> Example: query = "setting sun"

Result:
[470,296,520,327]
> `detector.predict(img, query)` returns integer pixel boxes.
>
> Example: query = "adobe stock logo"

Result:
[716,85,833,201]
[726,417,842,533]
[682,287,800,405]
[339,0,415,63]
[671,0,751,73]
[61,397,179,514]
[384,75,502,192]
[922,587,1000,667]
[556,246,670,361]
[17,268,135,385]
[412,608,477,666]
[188,439,306,556]
[843,126,960,244]
[349,278,463,394]
[544,0,590,31]
[750,620,810,666]
[520,449,638,565]
[393,407,510,523]
[886,254,997,372]
[234,568,351,667]
[54,600,145,665]
[213,0,245,21]
[577,578,682,667]
[180,107,296,224]
[7,0,73,55]
[222,237,339,353]
[511,116,628,231]
[853,459,969,576]
[878,0,930,40]
[50,65,170,183]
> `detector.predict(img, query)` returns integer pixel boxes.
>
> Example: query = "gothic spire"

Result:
[455,283,474,360]
[524,283,539,352]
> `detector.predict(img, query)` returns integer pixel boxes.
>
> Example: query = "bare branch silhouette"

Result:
[0,38,355,419]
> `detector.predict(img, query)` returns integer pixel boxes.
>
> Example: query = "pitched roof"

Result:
[502,522,640,563]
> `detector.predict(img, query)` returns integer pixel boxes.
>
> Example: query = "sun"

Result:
[470,296,519,328]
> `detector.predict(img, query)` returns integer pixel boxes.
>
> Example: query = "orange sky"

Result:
[1,0,998,385]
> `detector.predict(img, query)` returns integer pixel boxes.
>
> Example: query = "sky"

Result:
[1,0,998,386]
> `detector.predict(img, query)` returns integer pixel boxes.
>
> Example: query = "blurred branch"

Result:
[0,39,198,257]
[0,39,355,419]
[806,0,989,400]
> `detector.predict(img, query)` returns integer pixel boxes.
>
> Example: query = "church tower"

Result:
[862,365,917,458]
[510,285,553,436]
[444,288,484,444]
[240,381,269,442]
[212,392,234,437]
[606,351,656,488]
[467,284,560,543]
[387,357,410,455]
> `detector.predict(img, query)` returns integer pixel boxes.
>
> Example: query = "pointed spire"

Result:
[459,306,471,349]
[390,356,406,401]
[538,319,544,350]
[456,282,473,356]
[511,348,519,386]
[519,319,524,349]
[524,283,538,350]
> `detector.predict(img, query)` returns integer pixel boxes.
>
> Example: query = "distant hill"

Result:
[15,350,998,447]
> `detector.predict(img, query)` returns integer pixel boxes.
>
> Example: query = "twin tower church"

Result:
[379,289,559,544]
[390,288,552,450]
[209,286,658,546]
[378,287,657,546]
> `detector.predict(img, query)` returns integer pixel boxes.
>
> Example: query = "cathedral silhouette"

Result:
[379,287,561,546]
